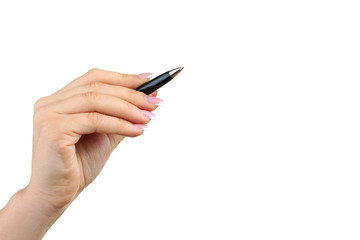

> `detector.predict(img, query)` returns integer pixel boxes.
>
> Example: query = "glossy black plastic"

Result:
[135,72,172,95]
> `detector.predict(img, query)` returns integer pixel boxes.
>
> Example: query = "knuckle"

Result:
[88,81,104,91]
[116,72,134,85]
[86,68,103,81]
[83,91,100,102]
[116,119,126,130]
[118,73,129,80]
[121,74,137,87]
[122,100,137,112]
[87,68,101,76]
[87,112,104,126]
[33,97,47,111]
[127,89,140,102]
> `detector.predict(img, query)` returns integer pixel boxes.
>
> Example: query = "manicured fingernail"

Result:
[146,96,163,105]
[134,124,148,131]
[136,72,152,79]
[141,110,156,119]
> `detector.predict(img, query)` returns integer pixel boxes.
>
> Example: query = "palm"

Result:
[74,133,124,190]
[30,132,125,208]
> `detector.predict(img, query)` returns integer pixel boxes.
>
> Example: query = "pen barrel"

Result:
[135,72,172,95]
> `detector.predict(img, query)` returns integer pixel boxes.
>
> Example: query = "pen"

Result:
[136,67,184,95]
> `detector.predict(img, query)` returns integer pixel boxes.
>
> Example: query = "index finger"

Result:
[55,68,151,94]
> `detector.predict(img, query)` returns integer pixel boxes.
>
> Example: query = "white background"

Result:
[0,0,360,239]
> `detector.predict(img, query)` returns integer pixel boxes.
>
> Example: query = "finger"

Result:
[65,112,146,138]
[36,82,160,112]
[55,68,152,94]
[44,92,152,124]
[149,90,158,97]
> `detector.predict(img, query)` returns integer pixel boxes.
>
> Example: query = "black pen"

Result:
[136,67,184,95]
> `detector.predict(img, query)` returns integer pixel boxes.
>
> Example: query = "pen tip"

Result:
[169,67,184,78]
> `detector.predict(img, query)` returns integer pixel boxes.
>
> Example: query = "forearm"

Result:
[0,187,65,240]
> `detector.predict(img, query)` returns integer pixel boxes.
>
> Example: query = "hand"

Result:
[28,68,162,210]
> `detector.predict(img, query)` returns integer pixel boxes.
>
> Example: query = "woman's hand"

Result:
[28,68,162,210]
[0,68,163,240]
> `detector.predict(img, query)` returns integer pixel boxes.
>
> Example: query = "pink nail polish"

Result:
[146,96,163,105]
[134,124,148,131]
[136,72,152,79]
[141,110,156,118]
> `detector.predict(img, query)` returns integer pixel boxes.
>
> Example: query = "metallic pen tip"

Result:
[169,67,184,78]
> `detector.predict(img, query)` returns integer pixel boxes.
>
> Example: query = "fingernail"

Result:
[141,110,156,119]
[136,72,152,79]
[146,96,163,105]
[134,124,148,131]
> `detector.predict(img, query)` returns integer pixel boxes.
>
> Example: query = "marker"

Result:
[136,67,184,95]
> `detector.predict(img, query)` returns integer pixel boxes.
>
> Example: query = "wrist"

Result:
[0,187,67,240]
[22,185,68,219]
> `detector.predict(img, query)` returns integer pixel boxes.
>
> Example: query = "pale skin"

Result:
[0,68,162,239]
